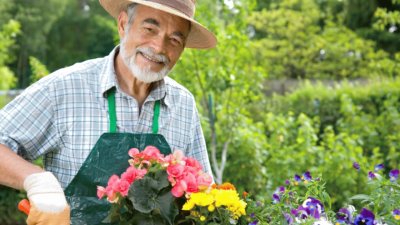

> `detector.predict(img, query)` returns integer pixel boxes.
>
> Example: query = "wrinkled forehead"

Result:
[135,5,191,35]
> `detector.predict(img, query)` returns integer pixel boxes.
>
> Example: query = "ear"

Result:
[117,11,129,40]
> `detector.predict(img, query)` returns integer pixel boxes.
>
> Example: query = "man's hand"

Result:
[23,172,70,225]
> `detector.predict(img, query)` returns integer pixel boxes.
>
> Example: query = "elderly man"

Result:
[0,0,216,224]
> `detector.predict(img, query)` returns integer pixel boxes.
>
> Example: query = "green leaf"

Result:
[129,174,163,213]
[128,170,178,224]
[129,212,165,225]
[156,189,179,225]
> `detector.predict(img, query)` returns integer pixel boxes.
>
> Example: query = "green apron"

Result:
[64,88,172,225]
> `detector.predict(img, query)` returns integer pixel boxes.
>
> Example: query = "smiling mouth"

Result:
[139,52,165,65]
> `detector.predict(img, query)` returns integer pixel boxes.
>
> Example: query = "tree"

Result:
[248,0,400,79]
[173,0,269,193]
[10,0,68,88]
[45,0,117,71]
[0,19,20,91]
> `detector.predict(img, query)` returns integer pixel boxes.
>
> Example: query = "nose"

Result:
[150,34,167,54]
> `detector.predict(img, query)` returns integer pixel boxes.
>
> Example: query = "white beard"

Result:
[119,37,171,84]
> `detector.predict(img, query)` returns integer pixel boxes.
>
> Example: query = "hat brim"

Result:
[99,0,217,49]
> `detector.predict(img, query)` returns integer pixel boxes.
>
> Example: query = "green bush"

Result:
[0,187,25,225]
[258,77,399,209]
[267,77,400,161]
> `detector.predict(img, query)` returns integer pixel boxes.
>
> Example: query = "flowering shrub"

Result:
[97,146,213,224]
[245,164,400,225]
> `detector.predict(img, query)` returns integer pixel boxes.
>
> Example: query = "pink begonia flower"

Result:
[167,164,185,178]
[168,175,177,186]
[135,168,148,179]
[118,179,131,196]
[140,160,152,168]
[185,157,202,170]
[107,175,120,186]
[166,150,186,166]
[183,173,198,194]
[142,146,164,160]
[107,191,119,203]
[97,186,106,199]
[196,173,213,189]
[121,167,148,184]
[171,179,187,197]
[128,148,140,157]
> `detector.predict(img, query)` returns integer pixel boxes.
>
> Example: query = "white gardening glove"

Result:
[23,172,70,225]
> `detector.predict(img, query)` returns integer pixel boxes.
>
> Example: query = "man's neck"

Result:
[114,52,152,107]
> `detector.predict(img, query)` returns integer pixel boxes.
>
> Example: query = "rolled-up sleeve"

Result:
[0,81,59,161]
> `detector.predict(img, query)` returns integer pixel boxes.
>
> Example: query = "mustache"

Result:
[135,47,170,65]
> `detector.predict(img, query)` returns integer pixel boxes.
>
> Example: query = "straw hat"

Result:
[99,0,217,49]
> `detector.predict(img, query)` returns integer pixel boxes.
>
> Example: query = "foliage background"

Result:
[0,0,399,224]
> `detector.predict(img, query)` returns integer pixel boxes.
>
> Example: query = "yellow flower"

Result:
[182,201,195,210]
[211,189,246,218]
[208,204,215,212]
[190,192,215,207]
[200,216,206,221]
[213,189,240,207]
[182,191,214,212]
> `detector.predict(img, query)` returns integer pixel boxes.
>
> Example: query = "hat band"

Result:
[143,0,194,18]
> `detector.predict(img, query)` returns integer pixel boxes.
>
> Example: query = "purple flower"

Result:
[303,171,312,181]
[393,209,400,220]
[294,174,301,182]
[354,208,375,225]
[374,164,384,172]
[284,213,294,224]
[278,186,285,193]
[368,171,376,180]
[353,162,360,171]
[336,208,352,224]
[272,193,280,203]
[248,220,259,225]
[389,169,399,182]
[250,213,255,218]
[301,197,324,219]
[285,179,291,185]
[291,207,309,219]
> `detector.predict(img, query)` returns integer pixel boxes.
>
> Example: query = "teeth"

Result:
[141,53,161,63]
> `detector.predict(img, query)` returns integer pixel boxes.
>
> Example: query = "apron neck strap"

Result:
[107,88,160,134]
[152,100,160,134]
[107,88,117,133]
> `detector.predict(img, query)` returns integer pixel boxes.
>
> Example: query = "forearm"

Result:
[0,144,43,190]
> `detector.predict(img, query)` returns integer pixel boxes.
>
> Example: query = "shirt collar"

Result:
[99,45,171,108]
[99,46,119,96]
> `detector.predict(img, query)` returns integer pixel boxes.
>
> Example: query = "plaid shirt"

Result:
[0,47,211,188]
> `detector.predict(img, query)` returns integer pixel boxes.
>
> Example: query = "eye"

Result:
[170,37,184,47]
[144,27,153,33]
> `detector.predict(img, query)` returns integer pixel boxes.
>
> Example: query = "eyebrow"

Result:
[142,18,188,40]
[142,18,160,27]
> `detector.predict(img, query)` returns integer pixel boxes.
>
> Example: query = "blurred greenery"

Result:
[0,0,399,224]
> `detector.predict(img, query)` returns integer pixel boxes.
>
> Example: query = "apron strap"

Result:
[107,88,161,134]
[152,100,160,134]
[107,88,117,133]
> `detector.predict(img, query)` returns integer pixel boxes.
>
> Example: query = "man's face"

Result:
[118,5,190,83]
